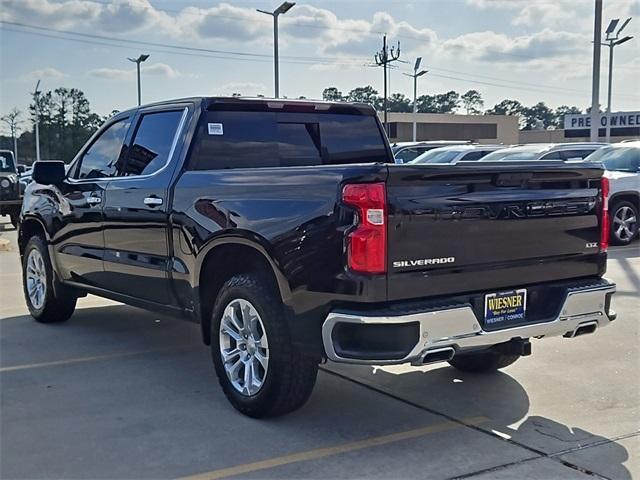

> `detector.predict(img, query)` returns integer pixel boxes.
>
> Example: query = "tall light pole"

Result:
[590,0,603,142]
[127,54,150,106]
[603,17,633,143]
[403,57,428,142]
[33,80,41,162]
[257,2,295,98]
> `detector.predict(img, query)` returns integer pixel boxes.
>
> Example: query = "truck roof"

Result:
[117,96,376,117]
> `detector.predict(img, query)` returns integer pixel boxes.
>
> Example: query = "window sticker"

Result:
[208,123,224,135]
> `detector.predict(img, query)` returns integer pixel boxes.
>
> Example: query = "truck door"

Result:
[102,106,188,305]
[56,116,133,287]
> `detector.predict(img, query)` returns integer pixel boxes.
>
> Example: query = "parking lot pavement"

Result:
[1,216,639,479]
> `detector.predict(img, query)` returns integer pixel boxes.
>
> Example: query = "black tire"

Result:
[22,235,77,323]
[210,273,318,418]
[9,209,19,229]
[448,351,520,373]
[610,200,638,246]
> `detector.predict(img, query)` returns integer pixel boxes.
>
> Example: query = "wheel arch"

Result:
[195,235,292,345]
[18,215,50,257]
[609,190,640,208]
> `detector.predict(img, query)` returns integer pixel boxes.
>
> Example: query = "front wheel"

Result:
[448,351,520,373]
[22,236,77,323]
[610,201,638,246]
[210,273,318,418]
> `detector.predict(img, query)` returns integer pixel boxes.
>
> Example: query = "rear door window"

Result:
[122,110,184,176]
[188,110,388,170]
[460,151,485,161]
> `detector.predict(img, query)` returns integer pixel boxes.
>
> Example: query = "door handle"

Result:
[87,196,102,205]
[143,196,163,207]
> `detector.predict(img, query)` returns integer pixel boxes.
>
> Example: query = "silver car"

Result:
[585,141,639,245]
[480,143,606,162]
[409,145,506,165]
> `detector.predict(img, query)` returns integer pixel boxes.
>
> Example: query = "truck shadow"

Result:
[324,364,632,479]
[0,305,632,479]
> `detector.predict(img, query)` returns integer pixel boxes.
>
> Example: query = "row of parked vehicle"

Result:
[392,140,640,245]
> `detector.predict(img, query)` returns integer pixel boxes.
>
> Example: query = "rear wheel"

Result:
[610,201,638,245]
[22,236,77,323]
[9,209,19,229]
[448,351,520,373]
[210,273,318,418]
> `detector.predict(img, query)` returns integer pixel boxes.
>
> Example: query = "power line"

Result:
[3,20,638,101]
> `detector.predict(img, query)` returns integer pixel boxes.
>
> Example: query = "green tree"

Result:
[553,105,582,128]
[322,87,344,101]
[485,99,524,116]
[434,91,460,113]
[388,93,412,112]
[522,102,555,130]
[461,89,484,114]
[415,94,437,113]
[346,86,381,109]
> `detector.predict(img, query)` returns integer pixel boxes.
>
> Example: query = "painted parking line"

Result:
[0,346,189,373]
[180,415,489,480]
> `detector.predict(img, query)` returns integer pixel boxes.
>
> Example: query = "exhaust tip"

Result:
[564,321,598,338]
[419,347,455,365]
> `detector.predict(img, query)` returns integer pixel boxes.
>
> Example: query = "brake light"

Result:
[600,176,610,252]
[342,183,387,274]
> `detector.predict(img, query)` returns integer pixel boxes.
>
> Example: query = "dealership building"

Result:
[380,112,519,145]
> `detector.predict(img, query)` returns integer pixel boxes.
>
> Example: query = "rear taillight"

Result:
[600,176,610,252]
[342,183,387,274]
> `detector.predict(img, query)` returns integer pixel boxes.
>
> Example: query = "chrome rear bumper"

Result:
[322,280,616,365]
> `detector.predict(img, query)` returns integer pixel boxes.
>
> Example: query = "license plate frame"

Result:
[484,288,527,329]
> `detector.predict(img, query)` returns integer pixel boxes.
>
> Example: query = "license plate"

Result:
[484,289,527,328]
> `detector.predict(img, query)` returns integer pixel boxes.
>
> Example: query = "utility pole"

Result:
[127,54,150,106]
[257,2,296,98]
[602,17,633,143]
[33,80,41,162]
[375,35,401,136]
[403,58,428,142]
[590,0,603,142]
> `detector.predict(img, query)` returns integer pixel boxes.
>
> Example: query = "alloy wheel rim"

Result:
[219,298,269,396]
[613,206,637,241]
[26,249,46,310]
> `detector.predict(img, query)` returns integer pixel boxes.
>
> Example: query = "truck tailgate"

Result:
[385,163,606,301]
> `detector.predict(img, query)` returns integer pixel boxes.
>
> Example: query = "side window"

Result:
[559,149,592,161]
[540,151,562,160]
[75,118,130,179]
[460,151,484,161]
[122,110,184,176]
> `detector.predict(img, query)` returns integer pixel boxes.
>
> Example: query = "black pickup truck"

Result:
[19,97,616,417]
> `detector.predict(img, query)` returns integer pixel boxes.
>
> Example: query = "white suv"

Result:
[585,141,640,245]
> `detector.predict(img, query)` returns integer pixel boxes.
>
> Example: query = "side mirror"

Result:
[32,161,66,185]
[17,164,26,174]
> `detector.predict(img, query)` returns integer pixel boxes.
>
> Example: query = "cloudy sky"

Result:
[1,0,639,118]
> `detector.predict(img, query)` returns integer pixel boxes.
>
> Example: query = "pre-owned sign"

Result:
[564,111,640,130]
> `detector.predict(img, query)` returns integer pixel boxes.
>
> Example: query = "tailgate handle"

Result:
[496,173,533,187]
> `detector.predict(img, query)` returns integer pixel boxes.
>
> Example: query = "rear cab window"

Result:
[188,110,389,170]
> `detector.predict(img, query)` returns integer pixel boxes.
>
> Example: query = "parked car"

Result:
[480,143,606,162]
[0,149,21,227]
[392,140,471,164]
[20,97,616,417]
[584,141,639,245]
[409,145,505,164]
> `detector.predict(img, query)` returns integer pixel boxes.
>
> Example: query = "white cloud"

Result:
[21,67,68,81]
[213,82,269,96]
[87,63,181,80]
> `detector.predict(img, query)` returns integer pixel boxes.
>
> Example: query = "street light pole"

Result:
[403,58,428,142]
[590,0,603,142]
[33,80,41,163]
[603,17,633,143]
[257,2,296,98]
[127,54,150,106]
